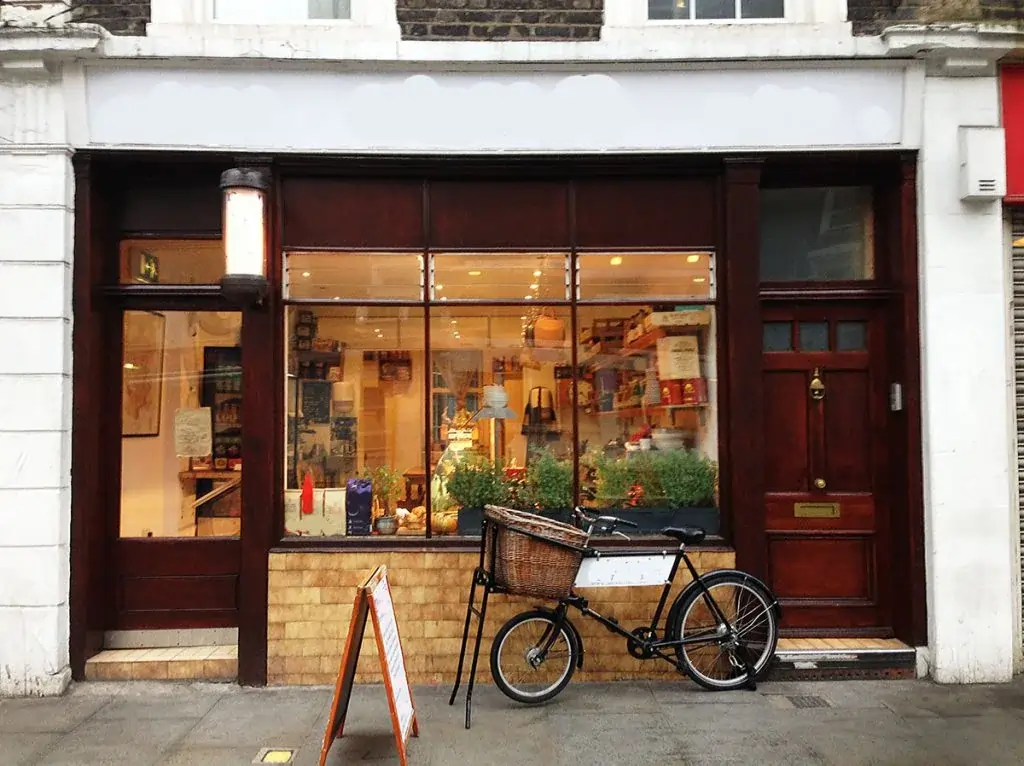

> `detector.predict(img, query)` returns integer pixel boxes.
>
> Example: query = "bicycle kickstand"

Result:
[448,568,490,729]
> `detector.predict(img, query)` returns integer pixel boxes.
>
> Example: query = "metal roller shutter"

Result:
[1014,211,1024,627]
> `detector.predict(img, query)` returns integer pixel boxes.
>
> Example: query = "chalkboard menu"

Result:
[301,381,332,424]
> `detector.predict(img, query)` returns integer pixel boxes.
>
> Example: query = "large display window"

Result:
[281,249,719,539]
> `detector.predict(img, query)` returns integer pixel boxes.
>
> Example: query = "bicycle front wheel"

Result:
[671,572,779,691]
[490,610,579,704]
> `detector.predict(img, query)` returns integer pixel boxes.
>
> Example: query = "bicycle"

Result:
[450,505,781,725]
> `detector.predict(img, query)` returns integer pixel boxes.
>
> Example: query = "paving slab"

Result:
[4,678,1024,766]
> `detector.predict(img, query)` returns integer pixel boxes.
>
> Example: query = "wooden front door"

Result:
[761,302,894,634]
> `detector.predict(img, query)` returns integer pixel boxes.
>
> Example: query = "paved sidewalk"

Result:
[4,677,1024,765]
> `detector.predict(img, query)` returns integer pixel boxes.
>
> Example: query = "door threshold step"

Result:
[770,638,916,681]
[85,645,237,682]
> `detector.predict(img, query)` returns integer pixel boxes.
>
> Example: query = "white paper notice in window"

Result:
[370,576,415,741]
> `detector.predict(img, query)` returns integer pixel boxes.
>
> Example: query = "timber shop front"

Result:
[70,63,926,686]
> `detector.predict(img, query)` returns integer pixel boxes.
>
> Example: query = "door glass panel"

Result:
[760,187,874,282]
[762,322,792,352]
[798,322,829,352]
[119,239,224,285]
[836,320,867,352]
[120,310,243,538]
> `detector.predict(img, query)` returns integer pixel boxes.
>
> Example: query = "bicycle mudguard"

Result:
[532,605,585,669]
[664,569,782,637]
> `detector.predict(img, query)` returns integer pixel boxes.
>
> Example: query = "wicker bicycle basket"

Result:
[483,505,589,599]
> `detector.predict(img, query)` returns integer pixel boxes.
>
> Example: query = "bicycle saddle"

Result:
[662,527,706,545]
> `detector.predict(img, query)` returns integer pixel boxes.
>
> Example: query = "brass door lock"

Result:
[809,367,825,401]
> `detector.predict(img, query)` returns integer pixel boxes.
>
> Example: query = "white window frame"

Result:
[149,0,398,39]
[604,0,846,29]
[648,0,786,23]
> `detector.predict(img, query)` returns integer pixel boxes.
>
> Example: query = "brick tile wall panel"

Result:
[853,0,1024,34]
[397,0,603,40]
[72,0,150,35]
[266,549,734,686]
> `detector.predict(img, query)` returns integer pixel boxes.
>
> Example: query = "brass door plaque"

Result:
[794,502,840,518]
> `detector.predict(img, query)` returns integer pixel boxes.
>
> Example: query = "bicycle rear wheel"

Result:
[670,572,779,691]
[490,610,579,704]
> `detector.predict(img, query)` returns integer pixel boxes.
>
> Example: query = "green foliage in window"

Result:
[446,455,511,510]
[523,448,574,511]
[364,464,403,513]
[650,450,717,508]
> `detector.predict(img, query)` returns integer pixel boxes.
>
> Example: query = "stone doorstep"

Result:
[771,638,917,682]
[84,645,238,682]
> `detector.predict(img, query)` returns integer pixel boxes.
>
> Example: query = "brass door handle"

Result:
[809,367,825,401]
[814,478,826,490]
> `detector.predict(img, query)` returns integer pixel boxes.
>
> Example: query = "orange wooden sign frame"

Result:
[319,565,419,766]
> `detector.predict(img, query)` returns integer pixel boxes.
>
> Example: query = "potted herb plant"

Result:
[365,464,403,535]
[520,448,574,524]
[589,449,719,534]
[445,454,512,535]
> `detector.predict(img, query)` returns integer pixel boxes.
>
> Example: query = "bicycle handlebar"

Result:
[572,507,640,530]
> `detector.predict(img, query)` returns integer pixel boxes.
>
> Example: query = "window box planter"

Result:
[456,506,573,536]
[599,506,720,536]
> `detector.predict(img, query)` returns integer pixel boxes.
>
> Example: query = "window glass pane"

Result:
[577,304,719,534]
[284,306,426,538]
[430,306,573,536]
[760,187,874,282]
[798,321,829,352]
[285,252,423,301]
[308,0,350,19]
[762,321,792,352]
[578,252,714,301]
[120,310,243,538]
[431,253,567,302]
[214,0,349,22]
[119,239,224,285]
[695,0,736,19]
[649,0,689,19]
[741,0,784,17]
[836,320,867,352]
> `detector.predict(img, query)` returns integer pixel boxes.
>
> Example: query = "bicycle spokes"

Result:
[677,580,775,688]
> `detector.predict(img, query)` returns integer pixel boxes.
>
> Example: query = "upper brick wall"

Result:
[396,0,604,41]
[851,0,1024,35]
[72,0,150,35]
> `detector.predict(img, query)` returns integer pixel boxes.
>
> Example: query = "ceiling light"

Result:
[123,362,137,370]
[525,295,533,300]
[468,270,482,276]
[374,328,380,333]
[450,319,458,325]
[520,316,526,320]
[440,296,448,302]
[693,277,706,283]
[609,256,623,266]
[530,283,539,290]
[533,270,542,277]
[436,284,444,291]
[333,296,340,300]
[302,271,311,278]
[687,254,701,263]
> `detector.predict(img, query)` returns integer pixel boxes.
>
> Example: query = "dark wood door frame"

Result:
[727,153,927,646]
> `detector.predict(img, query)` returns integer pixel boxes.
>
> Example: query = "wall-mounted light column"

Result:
[220,167,270,307]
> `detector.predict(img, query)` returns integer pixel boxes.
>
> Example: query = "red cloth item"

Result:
[301,472,314,515]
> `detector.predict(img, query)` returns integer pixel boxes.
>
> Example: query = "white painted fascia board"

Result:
[97,30,889,65]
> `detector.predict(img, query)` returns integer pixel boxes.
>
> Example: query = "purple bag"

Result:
[345,478,372,536]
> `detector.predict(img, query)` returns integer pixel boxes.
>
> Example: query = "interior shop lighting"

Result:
[610,256,623,266]
[220,167,270,306]
[468,271,482,276]
[687,254,701,263]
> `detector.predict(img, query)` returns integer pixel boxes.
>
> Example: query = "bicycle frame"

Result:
[534,543,742,674]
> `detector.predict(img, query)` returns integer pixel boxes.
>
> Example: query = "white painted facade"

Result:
[1,2,1023,694]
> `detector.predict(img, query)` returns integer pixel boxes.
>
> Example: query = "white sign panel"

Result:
[369,575,415,742]
[575,553,676,588]
[84,66,907,154]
